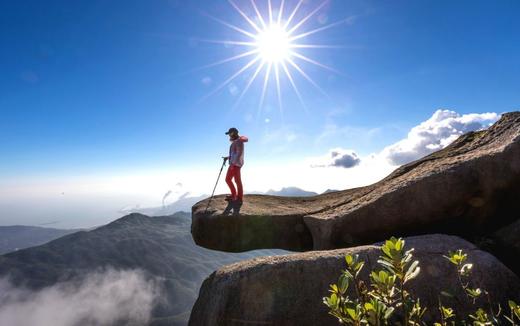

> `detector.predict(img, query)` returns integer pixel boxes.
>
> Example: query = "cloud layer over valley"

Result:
[0,268,161,326]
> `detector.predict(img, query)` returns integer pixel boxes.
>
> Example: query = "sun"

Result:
[255,23,292,63]
[200,0,346,116]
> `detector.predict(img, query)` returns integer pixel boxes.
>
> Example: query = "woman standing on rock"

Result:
[223,127,248,203]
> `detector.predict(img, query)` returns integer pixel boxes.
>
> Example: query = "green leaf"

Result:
[346,307,357,320]
[505,315,515,323]
[466,287,482,298]
[404,260,420,282]
[345,254,353,266]
[377,259,397,275]
[441,306,455,319]
[406,266,420,283]
[440,291,454,298]
[330,293,338,305]
[443,254,457,265]
[395,238,404,251]
[460,263,473,276]
[339,274,349,294]
[343,269,354,279]
[381,245,392,258]
[354,262,365,277]
[384,306,395,319]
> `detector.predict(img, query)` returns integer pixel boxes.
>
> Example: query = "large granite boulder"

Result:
[189,234,520,326]
[192,112,520,252]
[485,218,520,275]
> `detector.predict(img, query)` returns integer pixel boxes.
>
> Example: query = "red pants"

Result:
[225,164,243,200]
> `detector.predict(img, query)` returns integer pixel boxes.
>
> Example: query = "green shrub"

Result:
[323,237,519,325]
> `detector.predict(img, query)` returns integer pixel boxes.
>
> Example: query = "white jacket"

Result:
[229,135,248,167]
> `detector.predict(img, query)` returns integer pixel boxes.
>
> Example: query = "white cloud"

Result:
[0,268,161,326]
[304,109,499,191]
[310,148,361,168]
[381,109,499,165]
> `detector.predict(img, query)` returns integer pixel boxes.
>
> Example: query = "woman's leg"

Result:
[225,165,237,198]
[234,166,243,200]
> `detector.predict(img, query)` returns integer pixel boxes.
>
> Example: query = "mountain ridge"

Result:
[0,225,81,255]
[0,211,286,325]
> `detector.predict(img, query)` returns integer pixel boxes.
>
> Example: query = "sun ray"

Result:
[280,61,308,113]
[268,0,273,24]
[287,1,329,36]
[274,63,284,121]
[277,0,285,24]
[289,18,348,42]
[228,0,262,33]
[232,60,266,110]
[200,0,344,115]
[195,49,259,71]
[287,57,329,97]
[197,39,257,46]
[283,0,303,30]
[251,0,267,30]
[289,44,345,49]
[258,62,272,117]
[201,56,261,102]
[204,13,257,39]
[289,51,340,74]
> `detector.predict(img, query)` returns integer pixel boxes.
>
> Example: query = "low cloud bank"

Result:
[0,268,162,326]
[381,109,499,165]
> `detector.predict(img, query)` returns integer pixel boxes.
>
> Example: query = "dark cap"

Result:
[225,127,238,135]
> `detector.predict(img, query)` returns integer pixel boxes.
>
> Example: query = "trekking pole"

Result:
[205,157,228,213]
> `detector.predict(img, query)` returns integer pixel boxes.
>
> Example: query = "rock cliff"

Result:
[192,112,520,252]
[189,234,520,325]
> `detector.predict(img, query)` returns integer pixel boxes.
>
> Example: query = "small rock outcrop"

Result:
[192,112,520,252]
[189,234,520,326]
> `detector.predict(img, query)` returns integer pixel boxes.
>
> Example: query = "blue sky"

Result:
[1,0,519,227]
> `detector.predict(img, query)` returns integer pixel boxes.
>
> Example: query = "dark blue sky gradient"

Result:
[1,0,519,177]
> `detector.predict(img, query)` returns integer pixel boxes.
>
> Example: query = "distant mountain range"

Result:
[123,187,320,217]
[0,212,286,325]
[0,225,81,255]
[322,188,340,194]
[265,186,319,196]
[0,188,320,323]
[121,193,208,216]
